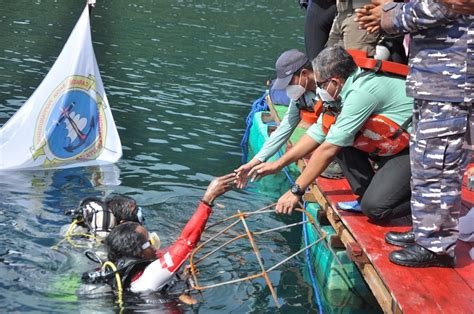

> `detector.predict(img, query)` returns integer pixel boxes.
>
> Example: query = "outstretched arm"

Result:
[235,101,301,188]
[248,134,321,182]
[130,173,236,292]
[167,172,236,268]
[276,142,341,214]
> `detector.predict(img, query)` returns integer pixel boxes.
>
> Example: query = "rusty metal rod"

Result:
[193,233,248,266]
[204,203,277,231]
[195,219,241,252]
[253,219,312,236]
[238,210,280,308]
[267,229,327,273]
[194,218,314,265]
[192,272,263,290]
[189,219,242,287]
[189,206,323,305]
[298,202,349,276]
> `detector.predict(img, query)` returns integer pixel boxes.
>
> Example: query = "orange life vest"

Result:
[347,49,409,77]
[300,99,323,124]
[320,50,411,156]
[322,107,410,156]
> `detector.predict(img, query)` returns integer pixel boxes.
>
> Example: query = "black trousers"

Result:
[304,0,337,60]
[335,147,411,222]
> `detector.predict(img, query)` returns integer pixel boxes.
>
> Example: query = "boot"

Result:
[385,229,415,247]
[389,244,455,268]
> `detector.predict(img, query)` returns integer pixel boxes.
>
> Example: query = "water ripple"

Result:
[0,1,335,312]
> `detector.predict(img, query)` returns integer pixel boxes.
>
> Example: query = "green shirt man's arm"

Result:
[275,141,342,214]
[254,100,302,162]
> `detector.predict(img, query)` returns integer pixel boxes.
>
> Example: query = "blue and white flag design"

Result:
[0,4,122,170]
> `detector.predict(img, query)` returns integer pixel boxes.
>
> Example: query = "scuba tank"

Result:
[82,250,153,290]
[65,197,117,238]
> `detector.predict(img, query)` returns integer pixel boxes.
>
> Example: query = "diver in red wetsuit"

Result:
[99,173,236,293]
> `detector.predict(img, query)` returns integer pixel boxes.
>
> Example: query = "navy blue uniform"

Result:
[382,0,473,257]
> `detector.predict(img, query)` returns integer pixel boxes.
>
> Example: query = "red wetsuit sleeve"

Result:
[131,201,213,286]
[159,201,212,272]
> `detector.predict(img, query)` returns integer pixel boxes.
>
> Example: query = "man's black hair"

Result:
[106,195,138,223]
[294,60,313,76]
[104,222,146,262]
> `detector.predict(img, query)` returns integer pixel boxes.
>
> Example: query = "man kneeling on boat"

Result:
[248,46,413,223]
[235,49,342,187]
[82,173,236,293]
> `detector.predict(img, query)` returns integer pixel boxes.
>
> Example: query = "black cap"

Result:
[272,49,309,90]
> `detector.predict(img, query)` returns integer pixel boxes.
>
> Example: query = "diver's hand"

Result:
[275,190,300,215]
[234,158,261,189]
[202,173,236,205]
[248,161,282,183]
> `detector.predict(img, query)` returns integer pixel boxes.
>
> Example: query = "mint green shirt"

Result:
[307,68,414,147]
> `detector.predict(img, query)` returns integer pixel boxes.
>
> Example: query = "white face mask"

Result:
[286,75,307,101]
[297,91,317,110]
[316,86,335,102]
[286,85,305,101]
[316,80,339,103]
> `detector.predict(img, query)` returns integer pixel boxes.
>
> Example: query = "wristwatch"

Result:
[290,184,305,197]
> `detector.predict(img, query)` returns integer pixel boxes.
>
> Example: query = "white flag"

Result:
[0,5,122,170]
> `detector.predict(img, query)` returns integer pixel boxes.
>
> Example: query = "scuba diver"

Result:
[61,194,144,240]
[82,173,236,293]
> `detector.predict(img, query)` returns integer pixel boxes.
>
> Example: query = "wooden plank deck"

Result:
[266,97,474,313]
[315,176,474,313]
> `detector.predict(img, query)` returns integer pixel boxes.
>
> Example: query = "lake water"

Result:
[0,1,378,312]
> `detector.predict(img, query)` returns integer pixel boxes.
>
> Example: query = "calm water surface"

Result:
[0,1,370,312]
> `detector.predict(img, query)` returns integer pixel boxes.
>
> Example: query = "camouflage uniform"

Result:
[381,1,473,257]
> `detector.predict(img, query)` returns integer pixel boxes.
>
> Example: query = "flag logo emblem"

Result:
[31,75,107,168]
[0,5,121,170]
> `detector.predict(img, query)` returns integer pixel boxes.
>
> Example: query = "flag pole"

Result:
[87,0,96,18]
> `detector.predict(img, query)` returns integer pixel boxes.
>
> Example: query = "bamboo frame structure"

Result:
[188,204,327,308]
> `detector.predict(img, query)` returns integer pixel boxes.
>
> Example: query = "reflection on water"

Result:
[0,1,377,313]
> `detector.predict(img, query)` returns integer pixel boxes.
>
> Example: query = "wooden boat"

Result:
[244,94,474,313]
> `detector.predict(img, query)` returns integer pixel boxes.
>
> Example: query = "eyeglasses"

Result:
[316,78,331,89]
